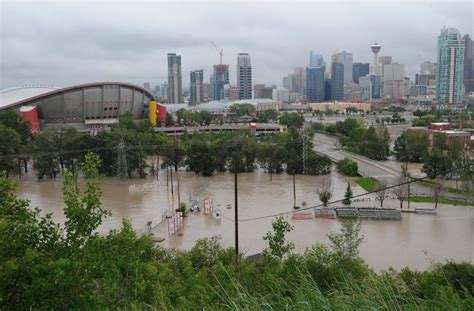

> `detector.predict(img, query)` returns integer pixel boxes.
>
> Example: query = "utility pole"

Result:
[234,154,239,263]
[293,173,296,208]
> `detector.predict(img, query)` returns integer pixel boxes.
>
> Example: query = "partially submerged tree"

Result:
[317,177,333,207]
[342,182,353,207]
[433,177,444,210]
[375,180,389,208]
[392,176,408,209]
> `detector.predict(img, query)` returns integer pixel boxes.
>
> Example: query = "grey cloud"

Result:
[1,1,472,89]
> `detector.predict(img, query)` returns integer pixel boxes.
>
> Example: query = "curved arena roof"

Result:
[0,85,61,109]
[0,82,155,127]
[0,82,154,110]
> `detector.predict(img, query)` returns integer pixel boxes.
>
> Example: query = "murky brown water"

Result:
[17,169,473,270]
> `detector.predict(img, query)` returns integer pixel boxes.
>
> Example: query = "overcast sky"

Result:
[1,0,473,90]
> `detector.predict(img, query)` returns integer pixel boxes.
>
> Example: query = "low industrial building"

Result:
[307,102,371,113]
[410,122,473,152]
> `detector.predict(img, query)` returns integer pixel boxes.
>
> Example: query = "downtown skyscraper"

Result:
[332,50,353,83]
[331,62,344,100]
[352,63,369,84]
[309,51,325,67]
[463,34,474,93]
[212,64,229,100]
[190,69,204,105]
[167,53,183,104]
[436,27,465,104]
[237,53,252,99]
[306,66,325,102]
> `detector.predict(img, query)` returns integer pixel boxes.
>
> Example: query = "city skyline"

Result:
[1,1,472,89]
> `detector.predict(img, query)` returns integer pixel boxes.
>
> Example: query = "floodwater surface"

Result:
[17,169,473,270]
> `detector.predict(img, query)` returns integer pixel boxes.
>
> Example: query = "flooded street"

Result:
[17,169,473,271]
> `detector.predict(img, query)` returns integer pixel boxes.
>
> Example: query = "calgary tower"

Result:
[371,43,382,74]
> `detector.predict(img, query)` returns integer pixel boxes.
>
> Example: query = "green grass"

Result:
[415,180,474,197]
[405,196,474,207]
[355,177,378,192]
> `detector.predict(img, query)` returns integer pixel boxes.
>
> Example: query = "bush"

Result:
[337,158,359,176]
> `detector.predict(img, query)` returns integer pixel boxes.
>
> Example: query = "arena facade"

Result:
[0,82,159,132]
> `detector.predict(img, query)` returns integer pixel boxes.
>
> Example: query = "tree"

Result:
[337,158,359,176]
[186,138,217,176]
[394,130,430,163]
[413,110,428,117]
[194,111,212,125]
[176,108,193,125]
[0,125,22,177]
[31,129,60,179]
[422,150,452,179]
[317,178,333,207]
[375,180,388,208]
[279,112,304,128]
[459,157,473,192]
[305,151,332,175]
[229,103,255,117]
[335,117,362,136]
[447,139,464,185]
[262,216,294,262]
[433,177,443,210]
[392,176,408,209]
[256,109,279,123]
[433,132,448,151]
[165,112,175,126]
[0,110,32,144]
[256,142,285,180]
[63,152,111,245]
[342,183,353,206]
[327,217,364,259]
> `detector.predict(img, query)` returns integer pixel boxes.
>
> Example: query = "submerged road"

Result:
[312,132,472,200]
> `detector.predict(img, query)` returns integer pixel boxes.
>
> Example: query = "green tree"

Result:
[433,132,448,151]
[262,216,294,262]
[186,138,217,176]
[305,151,332,175]
[327,217,364,259]
[317,178,333,207]
[279,112,304,128]
[422,150,452,179]
[63,152,111,245]
[337,158,359,176]
[193,110,212,125]
[256,142,286,180]
[0,125,22,177]
[0,109,32,144]
[229,103,256,117]
[394,130,430,162]
[335,117,362,136]
[176,108,193,125]
[342,183,353,206]
[165,112,175,126]
[256,109,279,123]
[31,129,60,179]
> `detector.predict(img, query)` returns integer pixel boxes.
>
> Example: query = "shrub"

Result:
[337,158,359,176]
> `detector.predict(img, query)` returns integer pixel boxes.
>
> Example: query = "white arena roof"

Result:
[0,85,61,109]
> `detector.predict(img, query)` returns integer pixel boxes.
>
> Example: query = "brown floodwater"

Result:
[17,169,473,271]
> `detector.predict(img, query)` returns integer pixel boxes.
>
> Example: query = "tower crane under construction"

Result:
[211,41,224,64]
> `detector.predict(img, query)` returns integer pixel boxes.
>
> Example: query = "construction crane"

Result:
[211,41,223,64]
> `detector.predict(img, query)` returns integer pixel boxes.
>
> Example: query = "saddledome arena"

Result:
[0,82,156,132]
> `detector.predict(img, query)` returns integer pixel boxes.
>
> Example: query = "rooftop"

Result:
[0,85,61,109]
